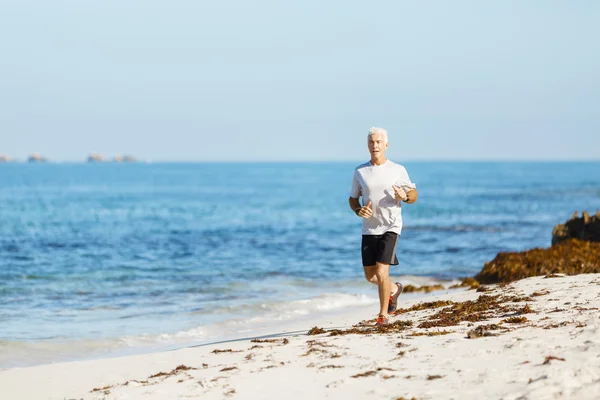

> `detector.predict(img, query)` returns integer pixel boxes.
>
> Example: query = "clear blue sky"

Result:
[1,1,599,161]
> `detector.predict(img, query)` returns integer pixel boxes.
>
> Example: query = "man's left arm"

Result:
[404,188,418,204]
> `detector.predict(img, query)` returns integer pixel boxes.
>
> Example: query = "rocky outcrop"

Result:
[28,153,48,163]
[552,211,600,245]
[474,239,600,284]
[87,153,105,162]
[474,211,600,284]
[0,153,12,162]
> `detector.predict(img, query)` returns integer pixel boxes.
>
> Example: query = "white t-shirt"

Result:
[350,160,416,235]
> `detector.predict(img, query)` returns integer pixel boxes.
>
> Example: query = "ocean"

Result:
[1,161,598,368]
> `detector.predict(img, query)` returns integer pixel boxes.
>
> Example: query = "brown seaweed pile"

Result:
[417,294,534,329]
[250,338,289,345]
[402,284,445,293]
[475,239,600,284]
[308,319,413,337]
[351,367,396,379]
[308,293,535,337]
[502,316,528,324]
[467,324,504,339]
[449,277,480,290]
[467,213,600,284]
[409,330,454,337]
[212,349,243,354]
[395,300,454,314]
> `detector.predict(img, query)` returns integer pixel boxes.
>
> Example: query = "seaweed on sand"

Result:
[462,278,481,289]
[212,349,243,354]
[402,284,445,293]
[395,300,454,314]
[250,338,289,345]
[417,295,501,328]
[91,385,112,392]
[351,367,395,378]
[531,290,550,297]
[542,355,566,364]
[352,370,377,378]
[427,375,444,380]
[519,304,535,314]
[308,326,326,335]
[301,347,328,357]
[409,330,454,337]
[417,294,535,329]
[502,316,528,324]
[307,320,413,337]
[467,326,499,339]
[329,320,413,336]
[306,340,335,348]
[148,365,197,379]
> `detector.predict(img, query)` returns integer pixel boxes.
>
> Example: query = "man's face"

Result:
[368,133,388,156]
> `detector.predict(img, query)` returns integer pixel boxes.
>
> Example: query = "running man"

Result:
[349,127,418,326]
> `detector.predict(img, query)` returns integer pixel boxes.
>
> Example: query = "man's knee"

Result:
[374,262,390,280]
[363,266,378,284]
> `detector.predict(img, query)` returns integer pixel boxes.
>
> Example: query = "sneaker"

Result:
[388,282,404,314]
[375,314,389,326]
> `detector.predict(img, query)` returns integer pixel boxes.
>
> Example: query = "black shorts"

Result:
[361,232,399,267]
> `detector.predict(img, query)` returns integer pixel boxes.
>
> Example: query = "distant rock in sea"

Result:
[0,153,12,162]
[87,153,105,163]
[28,153,48,163]
[113,154,137,163]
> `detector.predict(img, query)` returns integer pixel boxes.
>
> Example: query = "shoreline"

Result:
[2,273,599,399]
[0,275,451,369]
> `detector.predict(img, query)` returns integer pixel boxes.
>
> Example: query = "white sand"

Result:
[2,273,600,400]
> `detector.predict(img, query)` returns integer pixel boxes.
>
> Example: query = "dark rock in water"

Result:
[552,211,600,245]
[28,153,48,163]
[113,154,137,163]
[474,239,600,284]
[87,153,105,162]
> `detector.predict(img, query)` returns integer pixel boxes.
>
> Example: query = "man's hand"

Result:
[392,185,408,201]
[357,201,373,218]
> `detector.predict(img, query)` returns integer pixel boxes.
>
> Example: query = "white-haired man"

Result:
[349,127,418,326]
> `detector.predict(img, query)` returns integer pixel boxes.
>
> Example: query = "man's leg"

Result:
[362,234,398,319]
[363,267,398,296]
[374,262,392,317]
[364,263,396,317]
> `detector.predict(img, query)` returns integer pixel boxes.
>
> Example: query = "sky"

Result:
[1,1,599,162]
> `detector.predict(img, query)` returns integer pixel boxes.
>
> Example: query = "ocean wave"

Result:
[406,225,507,233]
[0,282,449,369]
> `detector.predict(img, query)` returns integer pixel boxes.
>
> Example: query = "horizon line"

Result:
[2,158,600,164]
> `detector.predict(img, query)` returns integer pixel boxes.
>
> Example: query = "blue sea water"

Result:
[1,161,599,367]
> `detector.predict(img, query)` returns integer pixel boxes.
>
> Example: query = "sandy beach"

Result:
[1,273,599,400]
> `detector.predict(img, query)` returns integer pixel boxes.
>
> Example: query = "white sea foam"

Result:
[1,277,452,369]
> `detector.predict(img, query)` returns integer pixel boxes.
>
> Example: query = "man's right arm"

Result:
[349,197,373,218]
[349,197,362,215]
[350,172,372,218]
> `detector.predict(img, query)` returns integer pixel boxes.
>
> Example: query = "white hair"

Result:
[368,127,388,143]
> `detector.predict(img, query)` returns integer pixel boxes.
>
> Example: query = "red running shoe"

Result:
[375,314,389,326]
[388,282,404,314]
